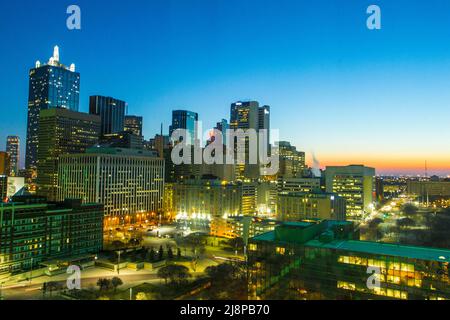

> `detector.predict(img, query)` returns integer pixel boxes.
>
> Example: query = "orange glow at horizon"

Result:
[307,153,450,175]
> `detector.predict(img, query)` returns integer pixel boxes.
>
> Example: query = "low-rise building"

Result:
[0,196,103,275]
[277,192,346,221]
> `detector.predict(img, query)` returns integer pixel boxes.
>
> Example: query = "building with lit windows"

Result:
[36,108,100,201]
[248,220,450,300]
[278,141,306,178]
[99,131,143,149]
[407,180,450,199]
[277,177,321,194]
[277,192,346,221]
[169,110,199,146]
[172,179,243,220]
[0,152,10,176]
[324,165,375,217]
[124,115,143,137]
[57,147,164,220]
[89,96,126,137]
[211,216,281,244]
[6,136,20,176]
[0,196,103,275]
[26,46,80,177]
[229,101,261,180]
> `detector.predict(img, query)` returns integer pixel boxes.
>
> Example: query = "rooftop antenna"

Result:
[160,123,163,136]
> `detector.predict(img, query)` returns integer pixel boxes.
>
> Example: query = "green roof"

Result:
[306,239,450,263]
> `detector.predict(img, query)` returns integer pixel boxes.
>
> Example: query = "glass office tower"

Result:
[169,110,199,146]
[89,96,126,136]
[25,46,80,178]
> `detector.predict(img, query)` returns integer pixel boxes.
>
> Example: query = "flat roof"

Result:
[306,239,450,263]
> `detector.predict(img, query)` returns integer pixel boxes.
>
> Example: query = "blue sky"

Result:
[1,0,450,175]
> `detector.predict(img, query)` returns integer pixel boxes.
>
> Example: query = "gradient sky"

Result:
[1,0,450,175]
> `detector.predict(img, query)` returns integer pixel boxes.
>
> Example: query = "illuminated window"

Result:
[276,247,286,255]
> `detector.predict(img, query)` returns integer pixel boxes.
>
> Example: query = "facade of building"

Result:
[277,192,347,221]
[6,136,20,176]
[26,46,80,174]
[172,179,242,220]
[0,197,103,275]
[210,216,281,244]
[36,108,101,201]
[248,220,450,300]
[407,180,450,198]
[230,101,260,180]
[324,165,375,217]
[0,177,25,201]
[99,131,143,149]
[278,141,306,178]
[0,152,10,176]
[58,147,164,219]
[89,96,126,136]
[278,177,321,194]
[169,110,199,146]
[124,115,143,137]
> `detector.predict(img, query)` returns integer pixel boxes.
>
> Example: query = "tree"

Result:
[177,247,182,259]
[167,247,174,259]
[136,292,149,300]
[228,237,245,251]
[157,264,191,286]
[402,204,418,217]
[426,209,450,248]
[396,217,416,228]
[205,263,247,299]
[158,245,164,261]
[111,240,125,250]
[111,277,123,293]
[149,247,156,261]
[97,278,112,291]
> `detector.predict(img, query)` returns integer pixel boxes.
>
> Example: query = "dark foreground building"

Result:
[248,220,450,300]
[0,196,103,275]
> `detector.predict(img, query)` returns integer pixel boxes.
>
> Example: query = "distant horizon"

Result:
[1,0,450,176]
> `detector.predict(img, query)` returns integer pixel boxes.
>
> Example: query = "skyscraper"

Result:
[169,110,198,146]
[25,46,80,176]
[6,136,20,176]
[124,115,143,137]
[89,96,126,136]
[36,108,101,201]
[278,141,306,178]
[230,101,260,180]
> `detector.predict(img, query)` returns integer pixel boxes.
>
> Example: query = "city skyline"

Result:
[1,0,450,175]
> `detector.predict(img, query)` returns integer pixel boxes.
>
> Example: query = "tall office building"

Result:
[258,105,270,130]
[0,152,10,176]
[89,96,126,136]
[58,147,164,220]
[25,46,80,176]
[230,101,260,180]
[169,110,198,146]
[124,115,143,137]
[6,136,20,176]
[278,141,306,178]
[36,108,101,201]
[324,165,376,217]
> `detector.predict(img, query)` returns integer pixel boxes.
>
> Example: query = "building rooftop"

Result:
[251,220,450,263]
[305,239,450,263]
